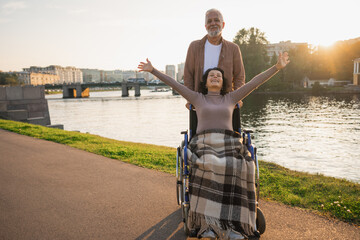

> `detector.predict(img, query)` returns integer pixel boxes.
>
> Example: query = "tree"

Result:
[260,53,288,91]
[307,40,360,81]
[308,46,332,80]
[0,73,20,86]
[284,44,312,88]
[331,41,360,80]
[233,27,270,81]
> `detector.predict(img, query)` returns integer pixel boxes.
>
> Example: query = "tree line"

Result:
[233,27,360,91]
[0,72,20,86]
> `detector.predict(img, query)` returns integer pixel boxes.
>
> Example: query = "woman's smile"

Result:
[206,70,223,91]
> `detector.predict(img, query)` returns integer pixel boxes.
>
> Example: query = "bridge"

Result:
[47,82,166,98]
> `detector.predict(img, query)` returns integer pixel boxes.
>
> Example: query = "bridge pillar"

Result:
[63,84,89,98]
[134,84,140,97]
[122,83,129,97]
[121,82,140,97]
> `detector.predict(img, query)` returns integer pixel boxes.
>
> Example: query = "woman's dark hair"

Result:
[200,67,227,95]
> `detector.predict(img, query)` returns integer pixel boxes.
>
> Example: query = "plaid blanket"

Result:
[185,129,256,238]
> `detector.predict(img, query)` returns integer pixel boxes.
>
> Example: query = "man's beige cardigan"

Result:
[184,35,245,93]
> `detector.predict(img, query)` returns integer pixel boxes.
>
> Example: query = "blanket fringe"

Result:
[188,211,254,239]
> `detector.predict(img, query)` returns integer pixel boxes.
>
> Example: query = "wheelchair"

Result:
[176,104,266,238]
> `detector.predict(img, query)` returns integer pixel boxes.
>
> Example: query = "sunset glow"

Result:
[0,0,358,71]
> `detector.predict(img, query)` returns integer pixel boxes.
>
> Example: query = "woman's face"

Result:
[206,70,223,91]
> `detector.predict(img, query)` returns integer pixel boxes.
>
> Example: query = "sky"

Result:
[0,0,359,72]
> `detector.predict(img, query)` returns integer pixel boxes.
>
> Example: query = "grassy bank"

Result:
[0,119,359,225]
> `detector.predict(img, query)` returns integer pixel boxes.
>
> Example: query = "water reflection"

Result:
[47,91,360,183]
[241,94,360,183]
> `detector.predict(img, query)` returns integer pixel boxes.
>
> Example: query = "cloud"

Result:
[2,1,27,14]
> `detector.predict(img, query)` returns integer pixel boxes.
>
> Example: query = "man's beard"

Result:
[207,27,221,37]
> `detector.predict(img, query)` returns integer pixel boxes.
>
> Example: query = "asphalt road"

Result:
[0,129,359,240]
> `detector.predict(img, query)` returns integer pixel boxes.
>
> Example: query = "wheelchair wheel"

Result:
[176,147,183,205]
[256,207,266,235]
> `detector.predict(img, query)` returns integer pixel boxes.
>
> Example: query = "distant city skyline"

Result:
[0,0,358,72]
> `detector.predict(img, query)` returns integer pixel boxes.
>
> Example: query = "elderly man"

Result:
[184,8,245,99]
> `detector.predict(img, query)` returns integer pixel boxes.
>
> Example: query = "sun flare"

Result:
[312,39,337,47]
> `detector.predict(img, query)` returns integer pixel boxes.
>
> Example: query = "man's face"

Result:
[205,11,224,37]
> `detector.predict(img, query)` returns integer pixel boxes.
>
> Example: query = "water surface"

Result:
[47,90,360,183]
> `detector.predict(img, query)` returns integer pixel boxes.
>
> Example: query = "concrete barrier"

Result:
[0,86,56,127]
[23,86,44,99]
[0,88,6,101]
[5,86,23,100]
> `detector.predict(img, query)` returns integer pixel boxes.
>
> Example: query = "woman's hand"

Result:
[275,52,290,70]
[138,58,154,72]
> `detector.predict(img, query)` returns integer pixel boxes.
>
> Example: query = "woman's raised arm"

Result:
[230,52,290,103]
[138,58,199,103]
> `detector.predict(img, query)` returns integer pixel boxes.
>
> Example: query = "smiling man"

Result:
[184,8,245,97]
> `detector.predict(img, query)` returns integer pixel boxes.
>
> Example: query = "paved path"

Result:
[0,129,359,240]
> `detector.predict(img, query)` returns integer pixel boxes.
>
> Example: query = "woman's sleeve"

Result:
[151,68,199,103]
[229,65,279,103]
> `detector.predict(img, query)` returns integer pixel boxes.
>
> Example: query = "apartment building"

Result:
[177,63,185,82]
[266,41,308,58]
[23,65,83,84]
[16,72,60,86]
[165,65,176,79]
[81,69,154,83]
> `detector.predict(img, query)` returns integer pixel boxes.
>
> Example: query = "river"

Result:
[46,90,360,183]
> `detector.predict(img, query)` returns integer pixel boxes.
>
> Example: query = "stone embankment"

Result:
[0,86,62,128]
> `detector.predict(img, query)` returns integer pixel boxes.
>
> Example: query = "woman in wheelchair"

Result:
[138,52,289,239]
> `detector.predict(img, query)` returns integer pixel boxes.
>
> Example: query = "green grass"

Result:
[0,119,175,174]
[259,161,359,225]
[0,119,359,225]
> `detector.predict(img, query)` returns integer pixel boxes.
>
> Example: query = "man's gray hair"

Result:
[205,8,224,23]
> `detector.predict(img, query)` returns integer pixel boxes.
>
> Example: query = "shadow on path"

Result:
[136,209,186,240]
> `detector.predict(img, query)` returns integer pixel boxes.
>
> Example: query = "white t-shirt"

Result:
[204,39,222,73]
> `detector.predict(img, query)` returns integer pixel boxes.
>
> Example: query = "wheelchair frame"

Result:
[176,104,266,237]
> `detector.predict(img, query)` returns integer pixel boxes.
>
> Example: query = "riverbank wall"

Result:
[0,86,62,128]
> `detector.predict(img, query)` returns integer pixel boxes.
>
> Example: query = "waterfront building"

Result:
[302,77,351,88]
[23,65,83,84]
[15,72,60,86]
[266,41,308,58]
[81,69,125,83]
[81,69,155,83]
[177,62,185,82]
[81,69,101,83]
[165,65,176,79]
[134,71,154,82]
[104,70,124,82]
[122,70,137,82]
